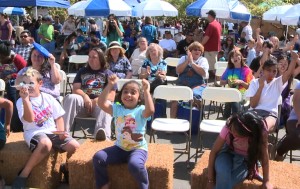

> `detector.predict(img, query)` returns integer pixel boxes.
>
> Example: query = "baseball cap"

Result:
[206,10,216,18]
[43,15,53,22]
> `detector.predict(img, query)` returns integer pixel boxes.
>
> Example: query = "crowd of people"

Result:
[0,8,300,189]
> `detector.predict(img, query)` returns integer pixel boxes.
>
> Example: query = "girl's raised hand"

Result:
[258,75,265,87]
[108,74,118,86]
[291,50,299,61]
[19,86,30,100]
[142,79,150,92]
[48,54,55,66]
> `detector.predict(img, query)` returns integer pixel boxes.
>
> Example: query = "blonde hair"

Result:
[16,67,43,85]
[145,43,163,60]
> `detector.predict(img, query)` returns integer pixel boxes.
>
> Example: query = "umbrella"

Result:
[69,0,132,17]
[186,0,230,19]
[186,0,251,21]
[0,7,26,15]
[133,0,178,17]
[229,1,251,22]
[263,4,293,22]
[281,3,300,25]
[123,0,146,7]
[67,1,87,16]
[0,0,70,8]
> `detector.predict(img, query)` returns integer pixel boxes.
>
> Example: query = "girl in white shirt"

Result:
[246,52,298,132]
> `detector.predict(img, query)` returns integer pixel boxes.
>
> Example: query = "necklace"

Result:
[31,93,44,109]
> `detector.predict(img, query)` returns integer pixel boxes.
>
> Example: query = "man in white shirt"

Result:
[241,21,253,41]
[159,31,177,58]
[227,22,234,33]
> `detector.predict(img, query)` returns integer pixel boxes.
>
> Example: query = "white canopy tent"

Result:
[263,4,293,22]
[281,3,300,25]
[133,0,178,17]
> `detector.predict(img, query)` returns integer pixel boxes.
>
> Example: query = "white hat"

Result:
[107,41,125,54]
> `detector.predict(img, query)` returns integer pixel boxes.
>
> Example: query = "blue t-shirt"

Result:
[113,104,150,151]
[289,82,300,120]
[0,122,5,141]
[142,59,167,81]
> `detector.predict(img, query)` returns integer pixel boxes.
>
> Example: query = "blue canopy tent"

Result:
[0,7,26,15]
[0,0,70,8]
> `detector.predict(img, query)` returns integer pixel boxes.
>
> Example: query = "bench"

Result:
[191,150,300,189]
[0,132,66,189]
[68,140,174,189]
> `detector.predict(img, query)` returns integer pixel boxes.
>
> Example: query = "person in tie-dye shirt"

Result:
[221,49,253,118]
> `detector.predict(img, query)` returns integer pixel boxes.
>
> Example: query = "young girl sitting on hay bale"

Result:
[207,111,273,189]
[0,97,13,188]
[93,75,154,189]
[11,67,80,188]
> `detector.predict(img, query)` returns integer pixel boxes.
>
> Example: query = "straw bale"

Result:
[69,140,173,189]
[0,132,66,189]
[191,150,300,189]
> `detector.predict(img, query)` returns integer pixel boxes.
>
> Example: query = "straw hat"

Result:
[107,41,125,54]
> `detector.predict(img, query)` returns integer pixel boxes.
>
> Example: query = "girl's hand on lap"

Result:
[142,79,150,92]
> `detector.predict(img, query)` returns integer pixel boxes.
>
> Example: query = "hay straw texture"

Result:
[68,140,174,189]
[191,150,300,189]
[0,133,66,189]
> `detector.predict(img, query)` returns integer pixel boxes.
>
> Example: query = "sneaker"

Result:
[275,154,285,161]
[12,176,27,189]
[60,164,69,184]
[95,128,106,141]
[254,172,263,182]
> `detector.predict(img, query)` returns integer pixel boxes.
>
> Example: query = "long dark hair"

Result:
[116,80,144,106]
[226,111,265,179]
[27,48,50,76]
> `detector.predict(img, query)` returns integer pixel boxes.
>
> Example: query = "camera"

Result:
[109,20,116,31]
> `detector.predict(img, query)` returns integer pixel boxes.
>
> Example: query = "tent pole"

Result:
[285,25,288,42]
[35,7,38,19]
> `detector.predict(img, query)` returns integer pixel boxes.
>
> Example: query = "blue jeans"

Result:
[93,145,148,189]
[215,145,248,189]
[223,102,241,119]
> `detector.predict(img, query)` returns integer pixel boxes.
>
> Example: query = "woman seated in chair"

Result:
[220,49,253,119]
[170,41,209,118]
[59,32,77,69]
[62,48,116,141]
[106,41,132,79]
[18,47,61,100]
[245,52,298,133]
[275,81,300,161]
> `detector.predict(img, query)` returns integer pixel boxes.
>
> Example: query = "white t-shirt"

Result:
[242,25,253,41]
[159,39,177,51]
[245,76,286,114]
[178,55,209,79]
[227,22,234,31]
[174,34,186,43]
[130,48,147,75]
[16,92,65,146]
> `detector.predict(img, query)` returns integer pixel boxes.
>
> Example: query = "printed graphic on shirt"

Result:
[81,72,107,96]
[117,114,143,150]
[33,105,52,127]
[0,64,18,81]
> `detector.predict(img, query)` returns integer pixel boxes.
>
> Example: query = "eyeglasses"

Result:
[20,35,28,38]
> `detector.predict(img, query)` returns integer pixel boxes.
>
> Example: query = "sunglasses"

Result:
[20,35,28,38]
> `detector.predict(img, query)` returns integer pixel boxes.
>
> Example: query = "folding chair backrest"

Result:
[0,79,5,97]
[153,85,193,101]
[59,70,67,97]
[165,57,179,68]
[117,79,143,91]
[202,87,242,103]
[54,63,61,70]
[291,78,299,90]
[69,55,89,64]
[214,61,227,69]
[215,67,227,77]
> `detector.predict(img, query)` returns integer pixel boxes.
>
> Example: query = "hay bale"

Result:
[191,150,300,189]
[0,132,66,189]
[68,140,174,189]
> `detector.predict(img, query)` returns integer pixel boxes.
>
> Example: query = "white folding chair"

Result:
[165,57,179,68]
[117,79,142,91]
[149,85,193,167]
[291,78,299,90]
[195,87,242,162]
[0,79,5,97]
[214,61,227,70]
[214,67,227,87]
[58,70,67,103]
[54,63,61,70]
[67,55,88,73]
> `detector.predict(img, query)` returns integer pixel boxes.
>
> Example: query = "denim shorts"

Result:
[29,132,74,152]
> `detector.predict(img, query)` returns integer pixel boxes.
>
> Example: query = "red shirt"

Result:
[203,19,222,52]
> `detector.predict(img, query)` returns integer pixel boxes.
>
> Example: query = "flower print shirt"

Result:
[109,57,132,79]
[113,104,150,151]
[141,58,167,81]
[221,66,253,94]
